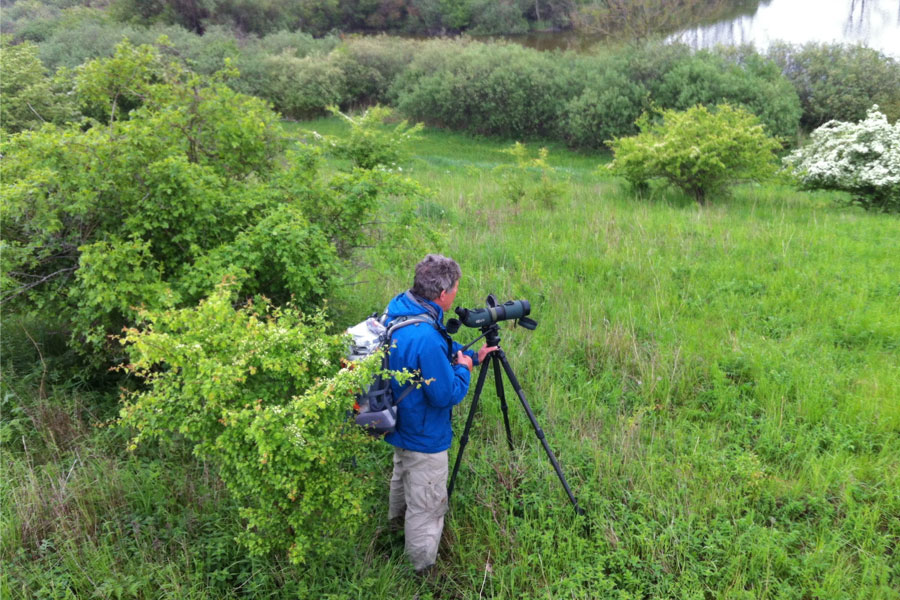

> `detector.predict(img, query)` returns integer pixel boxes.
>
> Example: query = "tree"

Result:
[606,104,781,204]
[782,106,900,212]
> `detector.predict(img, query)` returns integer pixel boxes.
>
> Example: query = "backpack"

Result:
[346,313,437,436]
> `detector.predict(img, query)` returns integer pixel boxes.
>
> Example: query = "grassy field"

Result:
[3,119,899,599]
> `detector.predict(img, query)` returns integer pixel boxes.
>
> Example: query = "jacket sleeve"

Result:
[420,333,471,408]
[451,340,479,366]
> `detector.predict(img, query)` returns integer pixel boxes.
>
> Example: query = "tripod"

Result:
[447,322,584,515]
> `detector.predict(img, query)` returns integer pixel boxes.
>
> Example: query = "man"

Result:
[383,254,496,574]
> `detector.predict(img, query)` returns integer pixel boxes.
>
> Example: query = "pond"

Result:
[668,0,900,56]
[498,0,900,57]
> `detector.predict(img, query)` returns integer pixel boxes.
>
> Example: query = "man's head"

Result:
[412,254,461,311]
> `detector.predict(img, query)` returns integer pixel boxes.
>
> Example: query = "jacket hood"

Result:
[386,290,445,323]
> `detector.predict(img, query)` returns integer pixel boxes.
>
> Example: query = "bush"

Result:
[561,61,647,149]
[35,8,143,70]
[253,52,347,119]
[468,0,530,35]
[607,104,781,203]
[334,35,421,107]
[0,39,77,133]
[649,47,801,140]
[392,41,569,138]
[782,106,900,212]
[1,41,423,370]
[119,285,385,564]
[320,105,424,170]
[768,42,900,130]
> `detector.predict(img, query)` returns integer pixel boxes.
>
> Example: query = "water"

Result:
[669,0,900,56]
[498,0,900,57]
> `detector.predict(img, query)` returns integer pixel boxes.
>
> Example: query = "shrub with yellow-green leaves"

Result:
[119,285,393,564]
[607,104,781,204]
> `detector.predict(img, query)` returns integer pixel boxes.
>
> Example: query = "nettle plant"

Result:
[118,284,396,564]
[493,142,568,209]
[783,106,900,211]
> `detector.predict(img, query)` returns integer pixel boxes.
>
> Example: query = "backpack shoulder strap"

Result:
[385,315,436,339]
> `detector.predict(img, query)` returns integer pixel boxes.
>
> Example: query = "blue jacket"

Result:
[383,291,478,453]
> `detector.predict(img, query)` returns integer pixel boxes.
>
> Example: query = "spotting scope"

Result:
[449,294,537,331]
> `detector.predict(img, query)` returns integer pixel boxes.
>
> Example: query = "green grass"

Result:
[3,120,899,599]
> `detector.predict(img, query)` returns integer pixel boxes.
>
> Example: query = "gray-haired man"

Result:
[382,254,495,573]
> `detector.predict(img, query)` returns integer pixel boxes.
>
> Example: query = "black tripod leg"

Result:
[492,354,514,451]
[448,355,492,500]
[496,350,585,515]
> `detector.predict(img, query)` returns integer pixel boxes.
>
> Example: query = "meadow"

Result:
[3,118,899,599]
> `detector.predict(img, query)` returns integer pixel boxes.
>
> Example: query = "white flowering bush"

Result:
[783,106,900,211]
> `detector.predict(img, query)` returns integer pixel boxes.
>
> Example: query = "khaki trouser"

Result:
[388,447,449,570]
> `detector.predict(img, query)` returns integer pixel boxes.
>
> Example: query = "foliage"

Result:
[0,38,77,133]
[5,112,900,600]
[467,0,530,35]
[34,7,144,70]
[768,42,900,130]
[332,35,420,107]
[648,46,801,140]
[493,142,567,209]
[607,104,781,203]
[561,61,646,149]
[253,51,347,119]
[392,41,568,139]
[318,105,423,170]
[0,40,423,371]
[117,285,386,564]
[783,106,900,212]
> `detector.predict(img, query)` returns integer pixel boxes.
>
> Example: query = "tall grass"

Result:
[3,120,898,598]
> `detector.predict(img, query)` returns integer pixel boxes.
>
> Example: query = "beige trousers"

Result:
[388,447,449,570]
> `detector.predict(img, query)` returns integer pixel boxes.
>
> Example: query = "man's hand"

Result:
[457,351,473,372]
[477,345,499,364]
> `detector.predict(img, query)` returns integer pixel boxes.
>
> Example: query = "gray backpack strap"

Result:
[386,315,434,337]
[383,315,437,404]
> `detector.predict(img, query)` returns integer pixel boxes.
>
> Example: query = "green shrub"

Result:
[0,41,422,370]
[650,47,801,140]
[392,41,568,138]
[155,24,243,76]
[253,52,347,119]
[782,106,900,212]
[0,39,78,133]
[561,62,647,149]
[334,36,421,107]
[35,8,142,70]
[1,0,65,42]
[319,105,424,170]
[607,104,781,204]
[468,0,530,35]
[119,285,387,564]
[768,42,900,129]
[252,29,340,58]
